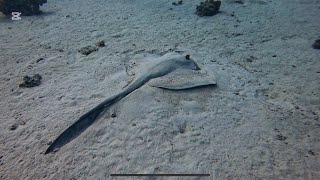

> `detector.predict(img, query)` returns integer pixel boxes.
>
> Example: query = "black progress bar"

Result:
[110,174,210,177]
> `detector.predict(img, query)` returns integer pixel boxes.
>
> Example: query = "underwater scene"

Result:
[0,0,319,179]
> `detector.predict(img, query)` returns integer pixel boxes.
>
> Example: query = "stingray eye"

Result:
[185,54,190,60]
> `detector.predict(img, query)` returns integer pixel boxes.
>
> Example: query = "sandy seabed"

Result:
[0,0,319,179]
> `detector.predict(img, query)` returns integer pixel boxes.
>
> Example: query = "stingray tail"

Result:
[45,76,145,154]
[45,105,105,154]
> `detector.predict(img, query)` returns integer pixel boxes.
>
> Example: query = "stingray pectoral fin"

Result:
[148,69,216,90]
[45,105,105,154]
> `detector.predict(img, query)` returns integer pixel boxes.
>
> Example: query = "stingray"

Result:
[45,52,216,154]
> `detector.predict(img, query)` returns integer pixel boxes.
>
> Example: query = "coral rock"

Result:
[0,0,47,16]
[312,39,320,49]
[19,74,42,88]
[196,0,221,16]
[78,45,98,55]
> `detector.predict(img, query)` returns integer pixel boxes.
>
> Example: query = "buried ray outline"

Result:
[45,52,216,154]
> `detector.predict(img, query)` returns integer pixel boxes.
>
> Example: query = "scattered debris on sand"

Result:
[234,0,244,4]
[78,45,98,55]
[0,0,47,16]
[36,57,44,63]
[172,0,183,6]
[19,74,42,88]
[312,39,320,49]
[308,150,315,156]
[196,0,221,16]
[276,134,287,141]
